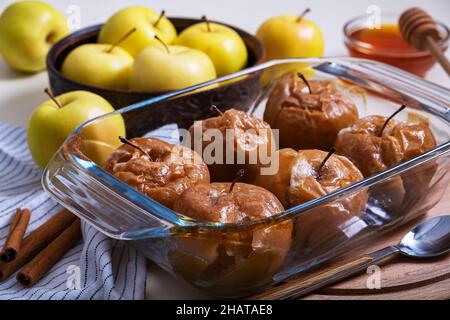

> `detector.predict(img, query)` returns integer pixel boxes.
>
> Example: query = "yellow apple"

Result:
[128,44,216,91]
[61,44,134,89]
[0,1,69,73]
[261,61,315,86]
[175,20,247,77]
[256,14,324,60]
[27,90,125,169]
[98,6,177,57]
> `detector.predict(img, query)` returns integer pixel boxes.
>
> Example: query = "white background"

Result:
[0,0,449,299]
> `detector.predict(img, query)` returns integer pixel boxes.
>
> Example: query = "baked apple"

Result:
[334,109,437,178]
[253,148,367,253]
[335,107,437,217]
[104,137,210,209]
[170,181,292,296]
[264,73,358,150]
[189,107,274,182]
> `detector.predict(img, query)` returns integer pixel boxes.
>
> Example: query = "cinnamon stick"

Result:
[0,208,31,262]
[0,208,76,282]
[17,219,81,287]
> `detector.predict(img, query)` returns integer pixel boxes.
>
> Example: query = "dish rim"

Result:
[43,57,450,236]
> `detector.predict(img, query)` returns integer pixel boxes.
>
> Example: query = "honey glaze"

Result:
[346,23,438,77]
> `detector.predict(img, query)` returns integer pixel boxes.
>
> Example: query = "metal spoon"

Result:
[253,215,450,300]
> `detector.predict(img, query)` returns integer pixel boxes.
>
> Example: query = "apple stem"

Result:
[118,136,152,160]
[379,104,406,137]
[44,88,62,109]
[201,15,212,32]
[318,147,336,177]
[154,10,166,27]
[229,169,245,193]
[106,28,137,53]
[154,35,170,54]
[296,8,311,23]
[297,73,312,94]
[210,105,224,116]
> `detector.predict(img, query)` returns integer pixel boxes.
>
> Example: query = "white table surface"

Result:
[0,0,449,299]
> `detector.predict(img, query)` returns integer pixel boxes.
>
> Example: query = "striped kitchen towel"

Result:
[0,121,161,300]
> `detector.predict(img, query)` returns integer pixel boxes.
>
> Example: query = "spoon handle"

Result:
[251,246,399,300]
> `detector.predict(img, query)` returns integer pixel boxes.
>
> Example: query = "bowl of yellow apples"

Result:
[46,7,264,130]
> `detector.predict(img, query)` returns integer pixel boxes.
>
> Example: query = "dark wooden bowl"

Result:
[46,18,265,134]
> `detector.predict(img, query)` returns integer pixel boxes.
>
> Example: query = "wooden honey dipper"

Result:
[399,7,450,76]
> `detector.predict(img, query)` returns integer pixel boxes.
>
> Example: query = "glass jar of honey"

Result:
[344,13,449,77]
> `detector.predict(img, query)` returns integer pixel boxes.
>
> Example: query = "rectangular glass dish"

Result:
[43,58,450,298]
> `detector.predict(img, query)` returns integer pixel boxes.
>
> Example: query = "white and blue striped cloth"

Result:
[0,122,148,300]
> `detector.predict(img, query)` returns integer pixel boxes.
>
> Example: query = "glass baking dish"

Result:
[42,58,450,298]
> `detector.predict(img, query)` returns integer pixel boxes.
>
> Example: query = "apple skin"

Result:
[0,1,69,73]
[128,45,216,91]
[175,22,247,77]
[27,91,125,169]
[98,6,177,57]
[256,15,324,60]
[61,44,134,89]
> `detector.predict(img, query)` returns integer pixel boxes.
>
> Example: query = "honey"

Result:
[345,23,439,77]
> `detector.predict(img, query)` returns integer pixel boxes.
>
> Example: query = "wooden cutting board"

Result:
[255,184,450,300]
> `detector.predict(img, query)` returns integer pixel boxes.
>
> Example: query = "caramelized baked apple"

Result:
[264,73,358,150]
[335,110,437,217]
[170,181,292,296]
[104,137,210,209]
[253,148,367,252]
[189,107,274,182]
[335,114,437,177]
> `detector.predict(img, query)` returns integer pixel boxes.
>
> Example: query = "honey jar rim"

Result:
[343,13,449,58]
